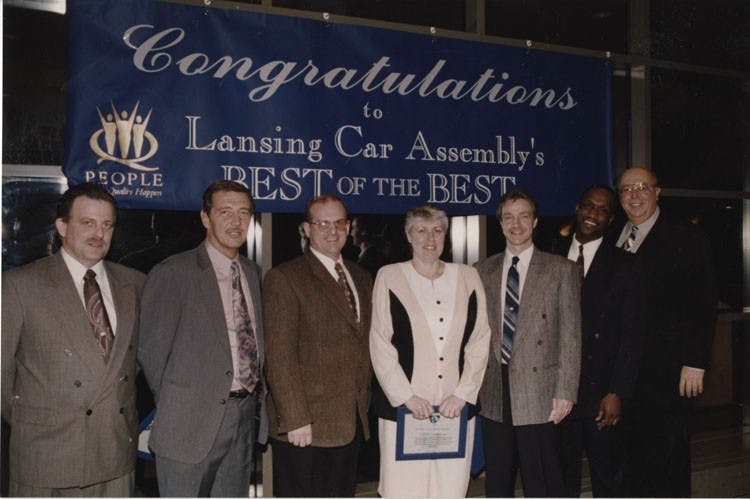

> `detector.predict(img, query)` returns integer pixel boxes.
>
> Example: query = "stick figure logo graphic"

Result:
[89,101,159,171]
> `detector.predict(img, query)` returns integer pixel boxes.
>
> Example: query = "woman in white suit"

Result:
[369,205,491,498]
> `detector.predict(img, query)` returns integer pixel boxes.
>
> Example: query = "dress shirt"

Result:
[60,247,118,334]
[616,207,660,253]
[566,236,603,277]
[402,261,458,355]
[205,241,257,392]
[500,245,534,315]
[309,246,360,316]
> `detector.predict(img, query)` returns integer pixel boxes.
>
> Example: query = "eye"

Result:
[81,219,94,227]
[101,221,114,230]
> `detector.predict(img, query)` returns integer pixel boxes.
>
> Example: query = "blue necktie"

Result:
[502,256,520,364]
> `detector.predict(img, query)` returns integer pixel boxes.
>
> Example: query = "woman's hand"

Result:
[439,395,466,418]
[404,395,433,420]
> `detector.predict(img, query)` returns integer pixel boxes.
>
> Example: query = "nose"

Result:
[94,223,105,238]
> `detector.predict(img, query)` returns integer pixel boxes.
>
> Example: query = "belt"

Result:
[228,389,251,399]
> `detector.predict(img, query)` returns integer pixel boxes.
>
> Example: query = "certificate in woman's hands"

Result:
[395,405,468,460]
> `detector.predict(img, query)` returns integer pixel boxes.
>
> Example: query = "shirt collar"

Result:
[60,247,106,281]
[309,246,344,272]
[504,244,534,267]
[205,239,239,274]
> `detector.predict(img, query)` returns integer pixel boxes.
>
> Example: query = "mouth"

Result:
[582,219,599,228]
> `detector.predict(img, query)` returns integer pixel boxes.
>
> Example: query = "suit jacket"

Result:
[476,248,581,426]
[138,242,267,464]
[369,262,490,420]
[556,236,646,416]
[263,250,372,447]
[611,213,717,408]
[1,252,145,488]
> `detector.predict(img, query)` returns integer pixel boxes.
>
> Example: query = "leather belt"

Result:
[228,389,250,399]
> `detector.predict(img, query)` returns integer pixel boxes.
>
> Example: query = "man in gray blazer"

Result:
[476,187,581,497]
[138,180,267,497]
[2,183,145,496]
[263,194,372,497]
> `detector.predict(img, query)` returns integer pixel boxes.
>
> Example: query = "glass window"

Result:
[485,0,628,52]
[651,69,743,190]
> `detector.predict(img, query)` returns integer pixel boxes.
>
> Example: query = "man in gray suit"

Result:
[2,183,145,496]
[476,187,581,497]
[138,180,266,497]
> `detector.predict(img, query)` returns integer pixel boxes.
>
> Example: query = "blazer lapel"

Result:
[46,253,106,378]
[305,252,359,329]
[197,245,232,360]
[516,249,545,342]
[101,263,137,380]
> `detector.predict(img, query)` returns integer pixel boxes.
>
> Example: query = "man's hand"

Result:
[595,392,621,430]
[679,366,705,398]
[549,398,573,424]
[404,395,433,420]
[287,424,312,447]
[438,395,466,418]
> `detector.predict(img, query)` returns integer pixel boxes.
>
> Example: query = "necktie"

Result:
[231,262,259,392]
[576,243,585,281]
[502,256,520,364]
[622,225,638,252]
[83,269,113,362]
[335,262,358,320]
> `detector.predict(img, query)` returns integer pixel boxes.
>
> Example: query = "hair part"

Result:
[56,183,116,222]
[202,180,254,213]
[496,187,538,221]
[304,194,349,221]
[404,205,449,233]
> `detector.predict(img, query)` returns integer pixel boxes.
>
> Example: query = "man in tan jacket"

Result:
[263,194,373,497]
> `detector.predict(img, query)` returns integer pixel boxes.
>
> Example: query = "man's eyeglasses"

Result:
[618,183,655,195]
[308,218,349,231]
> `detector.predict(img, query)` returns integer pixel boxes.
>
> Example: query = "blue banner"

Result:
[64,0,612,215]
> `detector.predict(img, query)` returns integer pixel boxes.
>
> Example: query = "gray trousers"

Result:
[155,393,258,497]
[10,471,134,497]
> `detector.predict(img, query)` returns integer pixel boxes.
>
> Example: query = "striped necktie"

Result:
[502,256,520,364]
[622,225,638,252]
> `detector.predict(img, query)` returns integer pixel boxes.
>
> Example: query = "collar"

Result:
[60,247,106,281]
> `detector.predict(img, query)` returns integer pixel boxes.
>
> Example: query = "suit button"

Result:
[74,380,82,388]
[86,409,92,415]
[439,357,444,361]
[542,314,547,319]
[123,375,129,382]
[439,336,444,341]
[439,317,444,322]
[438,374,443,379]
[119,407,125,414]
[436,300,441,305]
[537,340,542,345]
[532,367,538,373]
[226,370,232,377]
[594,333,600,339]
[220,399,227,405]
[128,345,134,351]
[587,355,593,360]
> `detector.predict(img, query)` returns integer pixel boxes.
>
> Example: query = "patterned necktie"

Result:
[622,225,638,252]
[335,262,358,320]
[231,262,259,392]
[83,269,113,362]
[576,243,585,281]
[502,256,520,364]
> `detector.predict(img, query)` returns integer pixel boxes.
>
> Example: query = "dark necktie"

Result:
[335,262,358,320]
[622,225,638,252]
[576,243,585,281]
[502,256,520,364]
[231,262,259,392]
[83,269,113,362]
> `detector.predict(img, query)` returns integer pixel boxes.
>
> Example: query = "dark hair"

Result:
[56,183,116,222]
[579,184,616,208]
[496,187,538,220]
[304,194,348,222]
[202,180,254,213]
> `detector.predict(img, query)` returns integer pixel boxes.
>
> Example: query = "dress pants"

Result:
[623,398,692,497]
[559,405,624,497]
[9,472,134,497]
[155,393,258,497]
[271,418,363,497]
[482,364,565,497]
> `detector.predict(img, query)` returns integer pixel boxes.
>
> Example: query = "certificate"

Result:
[395,405,468,460]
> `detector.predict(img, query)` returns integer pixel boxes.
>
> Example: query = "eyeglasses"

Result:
[618,183,655,195]
[308,218,349,231]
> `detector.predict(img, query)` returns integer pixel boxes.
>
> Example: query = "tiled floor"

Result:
[355,426,750,497]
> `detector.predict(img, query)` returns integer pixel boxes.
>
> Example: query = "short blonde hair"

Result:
[404,205,449,234]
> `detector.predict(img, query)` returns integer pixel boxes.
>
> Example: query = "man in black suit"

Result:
[615,166,717,497]
[557,185,646,497]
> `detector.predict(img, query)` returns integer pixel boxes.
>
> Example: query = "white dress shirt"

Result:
[61,247,118,334]
[566,236,603,277]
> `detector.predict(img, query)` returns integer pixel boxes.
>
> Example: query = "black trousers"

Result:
[271,419,363,497]
[482,365,565,497]
[623,398,692,497]
[559,408,625,497]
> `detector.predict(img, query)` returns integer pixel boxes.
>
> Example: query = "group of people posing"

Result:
[2,166,717,498]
